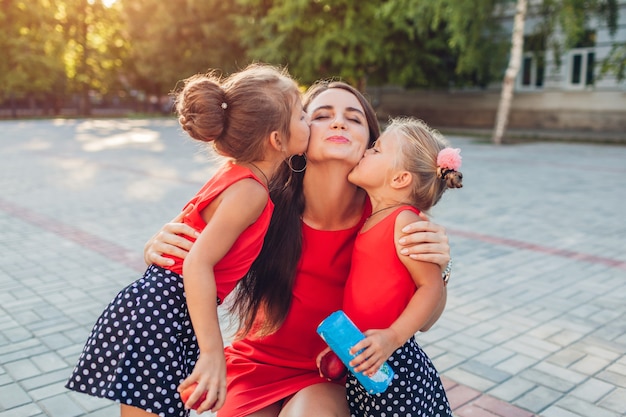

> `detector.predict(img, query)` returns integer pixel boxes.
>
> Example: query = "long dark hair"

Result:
[229,81,380,338]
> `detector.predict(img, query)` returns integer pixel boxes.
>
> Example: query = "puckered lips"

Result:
[326,135,350,143]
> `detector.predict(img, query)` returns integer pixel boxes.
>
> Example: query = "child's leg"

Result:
[121,404,160,417]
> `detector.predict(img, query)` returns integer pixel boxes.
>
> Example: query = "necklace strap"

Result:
[249,162,269,187]
[367,204,405,219]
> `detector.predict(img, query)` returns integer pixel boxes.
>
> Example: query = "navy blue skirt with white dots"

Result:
[347,337,452,417]
[65,265,198,417]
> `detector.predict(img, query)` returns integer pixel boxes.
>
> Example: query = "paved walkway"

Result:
[0,119,624,417]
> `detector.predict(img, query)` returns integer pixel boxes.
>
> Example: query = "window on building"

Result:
[568,30,596,88]
[518,34,546,90]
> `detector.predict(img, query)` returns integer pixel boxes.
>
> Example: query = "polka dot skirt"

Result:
[347,338,452,417]
[65,265,198,417]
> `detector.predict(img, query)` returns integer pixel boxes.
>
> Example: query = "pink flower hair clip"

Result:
[436,147,462,179]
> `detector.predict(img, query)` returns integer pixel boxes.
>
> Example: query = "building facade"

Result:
[369,1,626,136]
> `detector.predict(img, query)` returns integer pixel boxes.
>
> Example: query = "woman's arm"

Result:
[397,211,450,270]
[420,286,447,332]
[399,211,450,331]
[143,204,199,267]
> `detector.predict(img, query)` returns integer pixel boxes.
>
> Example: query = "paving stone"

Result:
[555,394,622,417]
[38,394,85,417]
[546,329,587,347]
[473,346,516,367]
[501,339,553,361]
[518,368,576,393]
[487,378,537,402]
[533,361,587,385]
[30,352,68,373]
[478,328,521,346]
[540,405,590,417]
[0,345,52,367]
[598,387,626,415]
[4,359,41,381]
[0,383,32,409]
[10,311,43,326]
[2,327,34,344]
[527,323,565,341]
[495,354,539,374]
[66,391,113,413]
[460,360,512,383]
[20,369,73,391]
[571,340,622,361]
[455,403,501,417]
[444,367,498,392]
[545,348,587,368]
[569,355,612,375]
[569,378,616,403]
[605,361,626,377]
[0,373,13,386]
[0,339,41,356]
[513,385,563,414]
[38,334,74,351]
[0,403,43,417]
[597,370,626,388]
[29,382,69,401]
[445,383,482,409]
[473,395,536,417]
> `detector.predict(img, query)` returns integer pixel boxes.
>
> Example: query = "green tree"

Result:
[236,0,388,88]
[600,43,625,81]
[235,0,506,89]
[119,0,246,104]
[0,0,66,116]
[57,0,128,115]
[374,0,501,88]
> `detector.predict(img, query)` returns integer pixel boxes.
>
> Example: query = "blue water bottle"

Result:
[317,310,394,394]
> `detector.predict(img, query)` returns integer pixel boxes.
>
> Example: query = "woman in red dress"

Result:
[145,81,451,417]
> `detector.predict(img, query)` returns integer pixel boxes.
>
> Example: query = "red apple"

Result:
[319,350,348,381]
[180,382,209,410]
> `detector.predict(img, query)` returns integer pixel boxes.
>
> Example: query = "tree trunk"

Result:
[492,0,527,145]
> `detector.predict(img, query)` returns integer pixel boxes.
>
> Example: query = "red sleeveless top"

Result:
[343,205,419,331]
[163,161,273,303]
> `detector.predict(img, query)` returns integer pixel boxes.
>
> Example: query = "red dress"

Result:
[219,202,371,417]
[165,161,273,303]
[342,206,453,417]
[343,205,418,330]
[65,161,274,417]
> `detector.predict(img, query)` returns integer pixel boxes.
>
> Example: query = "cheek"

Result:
[306,124,325,147]
[299,123,311,139]
[355,128,371,153]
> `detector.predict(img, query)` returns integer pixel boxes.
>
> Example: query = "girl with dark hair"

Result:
[66,63,309,417]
